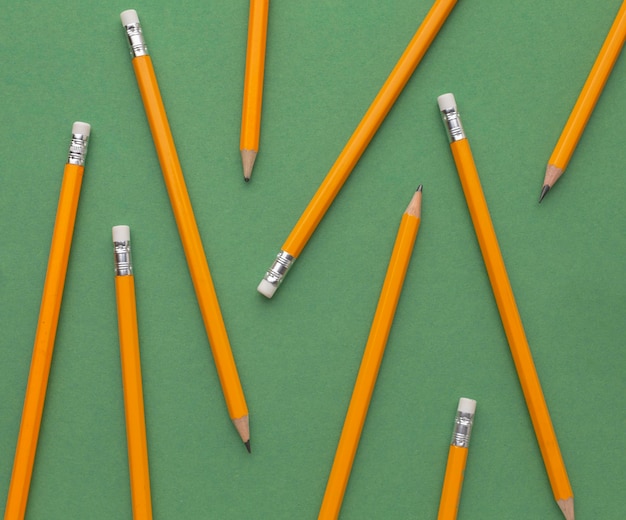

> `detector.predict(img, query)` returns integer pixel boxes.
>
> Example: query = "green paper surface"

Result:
[1,1,625,518]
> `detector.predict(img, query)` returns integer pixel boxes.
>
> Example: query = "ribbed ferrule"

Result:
[440,106,466,142]
[113,239,133,276]
[123,20,149,58]
[450,410,475,448]
[67,132,89,166]
[262,250,295,289]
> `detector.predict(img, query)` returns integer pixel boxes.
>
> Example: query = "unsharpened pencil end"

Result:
[437,92,457,112]
[72,121,91,137]
[538,185,550,203]
[458,397,476,415]
[257,279,277,298]
[112,225,130,242]
[120,9,139,26]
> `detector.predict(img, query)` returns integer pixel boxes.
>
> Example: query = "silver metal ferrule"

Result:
[123,20,149,58]
[440,105,466,142]
[113,239,133,276]
[262,250,295,289]
[450,410,475,448]
[67,132,89,166]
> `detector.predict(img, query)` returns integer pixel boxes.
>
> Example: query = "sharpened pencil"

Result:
[240,0,269,182]
[318,187,422,520]
[120,9,250,450]
[540,1,626,202]
[438,93,574,520]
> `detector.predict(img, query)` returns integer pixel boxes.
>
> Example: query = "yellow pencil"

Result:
[318,187,422,520]
[120,9,250,451]
[540,1,626,201]
[438,93,574,520]
[4,122,90,520]
[436,398,476,520]
[112,226,153,519]
[240,0,270,181]
[258,0,457,298]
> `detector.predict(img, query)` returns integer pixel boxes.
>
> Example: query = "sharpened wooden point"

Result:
[557,497,575,520]
[539,185,551,203]
[241,149,257,182]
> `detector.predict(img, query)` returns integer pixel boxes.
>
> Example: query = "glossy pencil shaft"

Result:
[259,0,455,297]
[240,0,269,179]
[437,398,475,520]
[284,0,452,257]
[115,271,152,519]
[123,19,248,441]
[5,156,86,519]
[545,1,626,184]
[318,190,422,520]
[448,136,573,505]
[132,54,248,422]
[437,446,468,520]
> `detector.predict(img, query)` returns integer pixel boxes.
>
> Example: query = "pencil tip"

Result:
[416,184,423,192]
[557,497,575,520]
[241,149,257,182]
[539,185,550,203]
[244,440,251,453]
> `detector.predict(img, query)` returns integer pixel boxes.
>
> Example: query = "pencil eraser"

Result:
[72,121,91,137]
[437,93,457,112]
[120,9,139,26]
[458,397,476,415]
[257,279,277,299]
[112,225,131,243]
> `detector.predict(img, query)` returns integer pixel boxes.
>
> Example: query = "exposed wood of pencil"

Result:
[4,162,85,519]
[450,138,574,515]
[318,188,422,520]
[130,54,249,447]
[542,0,626,198]
[240,0,269,181]
[115,275,153,519]
[282,0,456,259]
[557,497,575,520]
[437,445,468,520]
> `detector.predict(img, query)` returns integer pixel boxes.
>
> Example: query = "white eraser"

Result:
[458,398,476,415]
[257,279,277,299]
[121,9,139,26]
[437,93,457,112]
[112,225,131,243]
[72,121,91,137]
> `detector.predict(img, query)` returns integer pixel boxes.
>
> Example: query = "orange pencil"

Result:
[436,398,476,520]
[438,93,574,520]
[121,10,250,451]
[240,0,269,181]
[112,226,153,519]
[540,1,626,201]
[318,187,422,520]
[258,0,457,298]
[4,122,90,520]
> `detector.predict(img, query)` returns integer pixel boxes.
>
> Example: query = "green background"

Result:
[1,1,625,518]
